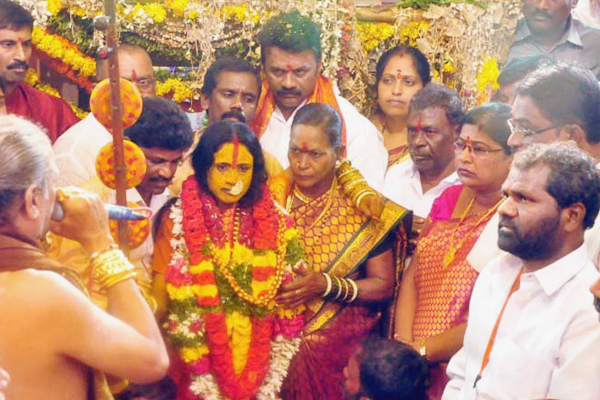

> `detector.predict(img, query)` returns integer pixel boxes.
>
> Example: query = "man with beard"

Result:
[343,338,428,400]
[442,142,600,400]
[253,10,388,190]
[49,96,193,310]
[0,1,79,142]
[507,0,600,78]
[383,84,463,239]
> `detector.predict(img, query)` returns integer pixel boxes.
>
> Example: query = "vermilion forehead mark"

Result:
[415,115,423,132]
[286,65,293,72]
[232,135,240,169]
[131,69,138,81]
[396,69,402,79]
[301,142,309,152]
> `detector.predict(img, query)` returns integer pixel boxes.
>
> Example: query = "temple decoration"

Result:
[18,0,520,110]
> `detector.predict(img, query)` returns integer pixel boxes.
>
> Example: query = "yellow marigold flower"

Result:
[69,6,87,18]
[284,228,299,242]
[226,311,252,374]
[476,55,500,93]
[189,260,214,274]
[167,0,188,18]
[25,69,38,86]
[221,5,247,22]
[156,78,192,104]
[443,62,455,74]
[166,283,199,301]
[232,243,255,265]
[251,278,274,298]
[47,0,65,15]
[180,345,209,363]
[143,4,167,24]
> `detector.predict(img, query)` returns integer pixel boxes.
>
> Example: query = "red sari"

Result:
[413,185,497,400]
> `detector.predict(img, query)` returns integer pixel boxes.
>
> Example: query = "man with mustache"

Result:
[383,84,463,240]
[443,142,600,400]
[253,10,388,190]
[49,96,193,313]
[53,43,158,188]
[0,1,79,142]
[507,0,600,78]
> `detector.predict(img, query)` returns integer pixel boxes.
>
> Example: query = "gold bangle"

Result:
[322,273,333,297]
[347,279,359,303]
[333,277,343,299]
[91,249,137,291]
[89,243,119,261]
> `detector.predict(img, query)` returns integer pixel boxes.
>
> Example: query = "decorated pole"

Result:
[96,0,129,252]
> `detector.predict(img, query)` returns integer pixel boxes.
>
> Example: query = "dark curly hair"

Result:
[191,121,267,207]
[124,96,193,151]
[0,1,33,31]
[258,10,322,63]
[512,142,600,230]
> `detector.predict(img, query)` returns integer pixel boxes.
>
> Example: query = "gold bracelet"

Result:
[355,190,374,209]
[347,279,359,303]
[89,243,119,261]
[91,249,137,291]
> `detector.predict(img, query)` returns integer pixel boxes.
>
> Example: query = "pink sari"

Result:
[413,185,495,400]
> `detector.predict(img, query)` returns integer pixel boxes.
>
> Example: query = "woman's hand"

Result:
[276,262,326,309]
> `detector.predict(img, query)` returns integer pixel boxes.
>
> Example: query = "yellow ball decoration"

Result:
[90,78,143,130]
[96,140,147,190]
[109,202,151,249]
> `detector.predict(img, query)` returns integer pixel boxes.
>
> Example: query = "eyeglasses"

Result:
[507,118,561,138]
[453,139,505,156]
[131,77,156,92]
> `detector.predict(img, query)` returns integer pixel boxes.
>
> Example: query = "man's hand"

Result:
[49,187,114,254]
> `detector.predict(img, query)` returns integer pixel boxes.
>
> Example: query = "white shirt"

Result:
[52,114,113,187]
[584,213,600,268]
[259,94,388,191]
[383,159,459,219]
[443,244,600,400]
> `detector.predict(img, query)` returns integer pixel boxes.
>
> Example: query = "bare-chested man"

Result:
[0,115,169,400]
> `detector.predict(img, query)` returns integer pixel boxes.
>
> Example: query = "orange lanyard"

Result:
[473,268,524,388]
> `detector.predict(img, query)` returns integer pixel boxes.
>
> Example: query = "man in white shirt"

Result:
[383,84,463,233]
[253,10,387,190]
[52,43,157,188]
[507,63,600,266]
[443,142,600,400]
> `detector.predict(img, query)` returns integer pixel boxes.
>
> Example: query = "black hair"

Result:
[497,54,553,87]
[376,45,431,86]
[0,1,33,31]
[124,97,193,151]
[201,57,261,98]
[462,103,513,155]
[0,74,5,94]
[513,142,600,229]
[258,10,322,63]
[516,62,600,144]
[191,121,267,207]
[409,84,464,127]
[291,103,342,150]
[357,338,429,400]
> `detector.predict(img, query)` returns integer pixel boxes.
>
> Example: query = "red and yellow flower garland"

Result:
[165,176,304,400]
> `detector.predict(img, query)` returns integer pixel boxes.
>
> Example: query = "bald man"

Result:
[52,44,157,187]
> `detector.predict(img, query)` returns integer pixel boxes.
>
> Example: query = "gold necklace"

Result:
[287,179,338,234]
[443,196,504,268]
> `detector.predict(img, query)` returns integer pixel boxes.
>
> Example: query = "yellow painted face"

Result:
[208,141,254,204]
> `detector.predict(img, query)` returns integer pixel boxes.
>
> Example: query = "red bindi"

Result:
[300,142,309,153]
[286,64,293,73]
[131,69,138,82]
[232,135,240,169]
[396,69,403,79]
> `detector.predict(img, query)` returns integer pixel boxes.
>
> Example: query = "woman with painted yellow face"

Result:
[277,103,411,400]
[151,121,307,399]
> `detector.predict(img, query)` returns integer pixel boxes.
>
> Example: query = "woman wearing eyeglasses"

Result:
[394,103,513,400]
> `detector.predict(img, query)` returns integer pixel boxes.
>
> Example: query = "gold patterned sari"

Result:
[281,180,410,400]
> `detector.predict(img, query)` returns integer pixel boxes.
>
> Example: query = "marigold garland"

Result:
[165,176,304,400]
[24,69,88,119]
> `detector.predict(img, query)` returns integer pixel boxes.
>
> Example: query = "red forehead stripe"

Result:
[415,115,423,132]
[232,135,240,169]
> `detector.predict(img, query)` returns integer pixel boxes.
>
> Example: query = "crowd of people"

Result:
[1,1,600,400]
